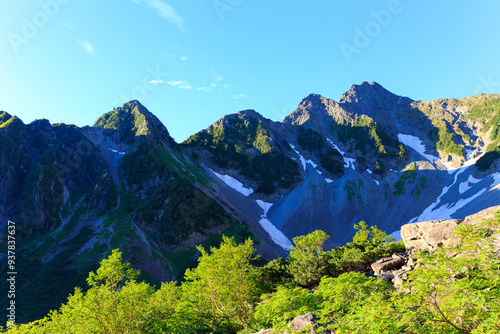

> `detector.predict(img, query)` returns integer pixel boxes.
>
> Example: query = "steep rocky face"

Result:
[0,115,115,239]
[339,81,413,121]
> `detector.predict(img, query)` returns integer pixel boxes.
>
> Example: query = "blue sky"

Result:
[1,0,500,142]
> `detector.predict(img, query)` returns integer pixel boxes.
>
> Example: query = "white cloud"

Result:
[133,0,185,30]
[233,94,247,100]
[168,80,192,90]
[197,86,213,92]
[180,55,189,61]
[149,79,164,84]
[77,40,96,55]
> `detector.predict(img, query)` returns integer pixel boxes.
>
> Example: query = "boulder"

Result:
[254,330,276,334]
[288,313,319,333]
[392,269,410,286]
[371,253,407,275]
[400,219,462,253]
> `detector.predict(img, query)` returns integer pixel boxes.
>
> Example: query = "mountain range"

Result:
[1,81,500,323]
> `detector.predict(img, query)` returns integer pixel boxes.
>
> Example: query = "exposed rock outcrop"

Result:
[371,253,408,276]
[254,313,334,334]
[400,219,462,253]
[379,206,500,286]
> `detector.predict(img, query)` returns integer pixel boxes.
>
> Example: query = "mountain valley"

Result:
[1,81,500,323]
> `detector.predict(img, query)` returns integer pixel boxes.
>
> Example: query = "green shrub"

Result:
[297,127,325,152]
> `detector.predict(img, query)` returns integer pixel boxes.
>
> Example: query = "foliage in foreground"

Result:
[6,215,500,333]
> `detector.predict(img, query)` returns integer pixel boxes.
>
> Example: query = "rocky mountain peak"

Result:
[237,109,264,120]
[339,81,403,106]
[91,100,175,147]
[283,94,336,127]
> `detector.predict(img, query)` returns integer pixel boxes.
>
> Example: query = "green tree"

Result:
[8,249,156,334]
[317,272,395,333]
[252,286,319,332]
[180,236,260,333]
[352,221,393,246]
[141,281,183,334]
[288,230,330,287]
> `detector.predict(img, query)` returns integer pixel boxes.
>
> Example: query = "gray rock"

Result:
[400,219,462,253]
[288,313,319,333]
[392,269,410,286]
[371,253,407,275]
[254,329,276,334]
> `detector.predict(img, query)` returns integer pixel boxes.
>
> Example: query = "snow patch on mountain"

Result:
[466,149,475,160]
[258,217,292,251]
[412,166,500,222]
[459,175,481,194]
[211,170,254,196]
[109,148,126,155]
[413,166,470,222]
[424,188,487,221]
[290,144,323,175]
[290,144,307,171]
[255,199,292,250]
[326,138,356,169]
[256,200,273,215]
[398,134,438,163]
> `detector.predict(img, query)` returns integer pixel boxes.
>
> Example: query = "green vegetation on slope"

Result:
[393,162,417,196]
[8,222,411,333]
[184,114,301,194]
[432,126,465,157]
[297,127,324,152]
[469,98,500,171]
[93,101,150,144]
[297,127,345,175]
[332,120,408,175]
[10,210,500,333]
[466,97,500,121]
[136,177,228,244]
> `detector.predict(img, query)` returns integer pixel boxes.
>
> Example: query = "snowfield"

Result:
[258,217,292,251]
[210,170,254,196]
[411,169,500,223]
[290,145,323,175]
[256,200,273,215]
[109,148,126,155]
[458,175,481,194]
[397,134,439,163]
[256,199,292,250]
[290,144,307,171]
